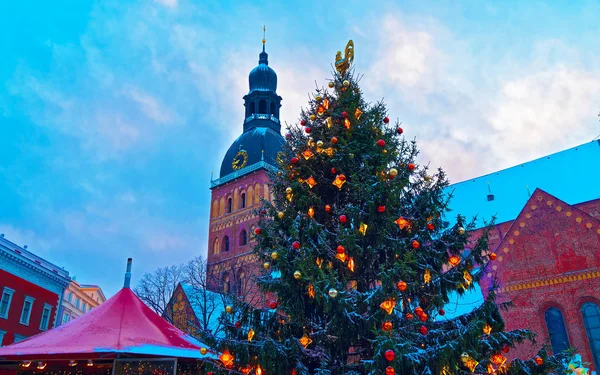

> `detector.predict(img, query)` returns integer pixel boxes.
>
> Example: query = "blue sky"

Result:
[1,0,599,297]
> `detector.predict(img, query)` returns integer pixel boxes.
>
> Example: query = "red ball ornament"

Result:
[291,157,299,164]
[438,309,445,316]
[385,366,395,375]
[331,167,337,174]
[286,133,292,139]
[397,281,408,291]
[427,223,435,231]
[254,228,261,235]
[269,301,278,309]
[235,321,242,329]
[325,205,332,212]
[414,307,424,316]
[378,206,386,213]
[502,345,510,353]
[339,215,347,224]
[384,350,395,362]
[339,174,346,181]
[534,357,543,366]
[292,241,301,250]
[406,313,414,320]
[342,111,348,118]
[382,321,393,331]
[305,127,312,134]
[383,117,390,124]
[331,136,338,144]
[336,245,345,254]
[207,372,213,375]
[411,240,420,249]
[377,139,386,147]
[260,210,266,215]
[397,127,403,135]
[419,325,428,335]
[300,119,306,126]
[407,163,415,171]
[489,252,497,261]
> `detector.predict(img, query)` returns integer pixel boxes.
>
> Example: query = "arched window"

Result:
[212,200,219,218]
[582,302,600,369]
[237,272,245,296]
[258,100,267,114]
[227,197,232,213]
[223,236,230,252]
[223,274,230,294]
[270,102,276,116]
[249,102,255,116]
[240,193,246,209]
[213,238,220,255]
[239,230,247,246]
[544,307,570,353]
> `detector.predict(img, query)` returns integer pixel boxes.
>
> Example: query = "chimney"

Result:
[0,234,4,238]
[124,258,133,288]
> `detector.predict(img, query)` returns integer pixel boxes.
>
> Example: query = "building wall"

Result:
[0,270,59,346]
[207,169,271,307]
[163,284,201,335]
[57,281,106,325]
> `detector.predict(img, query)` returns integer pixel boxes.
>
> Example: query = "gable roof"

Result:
[0,287,215,361]
[446,140,600,225]
[178,283,226,336]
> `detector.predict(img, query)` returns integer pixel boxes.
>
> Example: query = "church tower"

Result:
[206,35,284,305]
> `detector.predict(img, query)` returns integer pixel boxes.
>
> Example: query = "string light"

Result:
[36,362,47,370]
[69,360,77,367]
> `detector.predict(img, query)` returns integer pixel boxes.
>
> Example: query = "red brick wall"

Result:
[475,191,600,371]
[0,270,59,346]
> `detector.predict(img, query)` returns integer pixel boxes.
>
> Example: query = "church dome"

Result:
[219,127,284,177]
[248,49,277,92]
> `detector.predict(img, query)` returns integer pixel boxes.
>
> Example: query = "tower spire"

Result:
[259,26,268,65]
[262,25,266,52]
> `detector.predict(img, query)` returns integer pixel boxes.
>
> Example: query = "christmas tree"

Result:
[208,41,567,375]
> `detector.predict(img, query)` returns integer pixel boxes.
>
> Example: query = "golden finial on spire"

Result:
[262,25,266,45]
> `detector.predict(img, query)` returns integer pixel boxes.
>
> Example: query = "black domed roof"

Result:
[249,49,277,92]
[219,127,284,177]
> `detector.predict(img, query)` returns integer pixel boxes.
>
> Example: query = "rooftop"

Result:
[0,234,70,281]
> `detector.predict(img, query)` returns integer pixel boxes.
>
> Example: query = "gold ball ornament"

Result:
[389,168,398,177]
[225,305,233,314]
[316,140,324,147]
[309,114,316,121]
[343,80,350,87]
[199,347,208,355]
[457,227,466,235]
[277,211,285,219]
[328,288,339,298]
[328,82,334,88]
[286,187,293,194]
[425,176,432,182]
[271,251,279,260]
[315,95,322,101]
[354,88,359,93]
[263,262,271,270]
[293,271,302,280]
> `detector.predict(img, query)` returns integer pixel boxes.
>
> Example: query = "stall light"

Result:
[21,361,32,368]
[69,360,78,367]
[87,360,94,367]
[37,362,47,370]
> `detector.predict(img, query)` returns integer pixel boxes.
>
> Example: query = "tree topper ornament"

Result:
[335,40,354,76]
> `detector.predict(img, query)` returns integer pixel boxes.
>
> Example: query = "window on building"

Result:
[237,272,245,296]
[259,100,267,114]
[544,307,570,353]
[270,102,276,116]
[75,298,80,309]
[0,329,6,347]
[62,312,70,325]
[240,193,246,209]
[39,304,52,331]
[0,287,15,319]
[13,334,27,343]
[213,238,220,255]
[248,102,255,116]
[82,302,87,312]
[239,230,247,246]
[19,296,35,325]
[227,197,232,213]
[582,302,600,370]
[67,292,73,303]
[223,236,230,252]
[223,274,230,294]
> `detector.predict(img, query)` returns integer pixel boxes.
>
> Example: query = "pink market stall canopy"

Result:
[0,260,216,362]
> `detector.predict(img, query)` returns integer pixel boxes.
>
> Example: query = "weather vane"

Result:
[335,40,354,76]
[262,25,266,45]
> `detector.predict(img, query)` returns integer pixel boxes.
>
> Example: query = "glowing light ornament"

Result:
[332,174,347,189]
[354,108,363,120]
[307,284,315,298]
[286,187,293,202]
[424,269,432,284]
[299,333,313,348]
[322,147,334,156]
[380,298,396,314]
[344,118,351,129]
[256,364,263,375]
[316,257,323,267]
[483,323,492,335]
[359,222,368,235]
[326,117,333,128]
[317,105,325,116]
[395,217,409,229]
[461,353,479,372]
[449,255,460,267]
[348,257,355,272]
[306,176,318,188]
[336,251,347,262]
[308,207,315,218]
[491,353,507,366]
[302,149,314,160]
[463,270,473,286]
[219,349,235,367]
[323,98,330,110]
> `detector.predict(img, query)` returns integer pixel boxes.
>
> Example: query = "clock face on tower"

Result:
[232,150,248,170]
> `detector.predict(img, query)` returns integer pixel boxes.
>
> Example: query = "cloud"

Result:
[154,0,177,8]
[124,86,178,124]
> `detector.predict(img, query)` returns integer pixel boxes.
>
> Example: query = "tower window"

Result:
[582,302,600,369]
[249,102,255,116]
[213,238,220,255]
[223,274,230,294]
[239,230,247,246]
[240,193,246,209]
[544,307,570,353]
[259,100,267,114]
[227,197,232,213]
[237,272,245,296]
[270,102,276,116]
[223,236,230,252]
